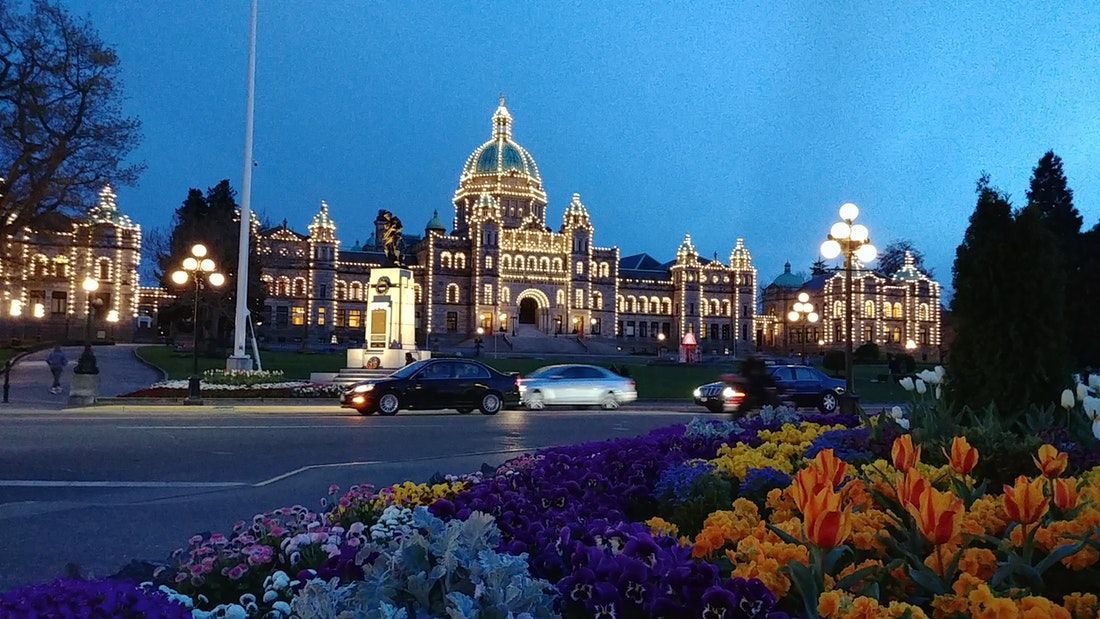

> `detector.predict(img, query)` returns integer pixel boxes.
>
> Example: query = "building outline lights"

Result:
[820,202,877,406]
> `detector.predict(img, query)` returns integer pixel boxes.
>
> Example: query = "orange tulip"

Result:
[896,467,930,510]
[812,448,848,488]
[802,486,852,548]
[891,434,922,471]
[1033,444,1068,478]
[789,466,828,513]
[1052,477,1079,511]
[1002,475,1050,525]
[944,436,979,475]
[906,486,964,545]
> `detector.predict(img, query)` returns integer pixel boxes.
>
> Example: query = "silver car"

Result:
[519,364,638,410]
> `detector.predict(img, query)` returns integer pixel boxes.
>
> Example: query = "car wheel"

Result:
[819,391,839,413]
[525,391,546,410]
[376,393,400,416]
[706,402,724,414]
[479,392,502,415]
[600,392,619,410]
[456,407,473,414]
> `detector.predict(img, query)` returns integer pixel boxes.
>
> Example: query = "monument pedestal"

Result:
[67,373,100,407]
[343,267,429,371]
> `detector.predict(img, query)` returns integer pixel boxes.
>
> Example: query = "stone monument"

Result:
[344,267,430,369]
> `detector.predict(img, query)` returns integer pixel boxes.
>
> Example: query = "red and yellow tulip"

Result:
[789,466,827,513]
[802,486,852,549]
[811,448,848,489]
[891,435,921,471]
[1052,477,1079,511]
[896,467,930,510]
[1033,444,1068,479]
[945,436,979,476]
[906,486,964,545]
[1002,475,1050,525]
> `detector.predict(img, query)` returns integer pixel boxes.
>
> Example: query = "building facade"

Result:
[252,99,761,353]
[761,252,942,359]
[0,185,142,341]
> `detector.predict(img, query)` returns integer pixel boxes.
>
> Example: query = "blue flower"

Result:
[738,467,792,500]
[654,461,714,502]
[805,427,874,464]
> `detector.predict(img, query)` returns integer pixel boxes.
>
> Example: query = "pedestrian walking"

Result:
[46,346,67,394]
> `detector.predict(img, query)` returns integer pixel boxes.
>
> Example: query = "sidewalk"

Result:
[0,344,162,411]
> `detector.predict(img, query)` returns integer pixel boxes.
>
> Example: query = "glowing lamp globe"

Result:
[839,202,859,221]
[33,303,45,318]
[855,243,878,263]
[191,244,208,258]
[787,310,800,322]
[821,239,842,259]
[82,277,99,292]
[808,312,820,323]
[830,222,851,240]
[849,224,869,243]
[106,309,119,323]
[200,258,215,272]
[9,300,21,317]
[797,292,810,303]
[183,257,198,271]
[209,272,226,287]
[171,270,189,285]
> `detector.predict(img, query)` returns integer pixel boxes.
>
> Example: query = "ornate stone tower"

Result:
[729,237,757,345]
[469,193,503,331]
[562,193,594,334]
[672,233,702,340]
[308,200,338,339]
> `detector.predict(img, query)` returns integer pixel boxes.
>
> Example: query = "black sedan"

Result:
[341,358,520,416]
[692,364,845,414]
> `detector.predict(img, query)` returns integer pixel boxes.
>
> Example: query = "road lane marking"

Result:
[0,480,247,488]
[116,424,449,429]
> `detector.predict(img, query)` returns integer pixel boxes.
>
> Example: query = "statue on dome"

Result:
[378,209,404,266]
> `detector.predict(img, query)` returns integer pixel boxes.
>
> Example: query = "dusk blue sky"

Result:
[66,1,1100,290]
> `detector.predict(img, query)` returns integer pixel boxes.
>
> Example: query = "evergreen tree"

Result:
[810,258,828,277]
[875,240,930,278]
[1078,222,1100,367]
[947,177,1015,410]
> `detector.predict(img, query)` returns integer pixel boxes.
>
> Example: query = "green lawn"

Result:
[136,346,346,380]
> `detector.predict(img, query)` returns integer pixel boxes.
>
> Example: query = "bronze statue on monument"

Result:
[377,210,405,266]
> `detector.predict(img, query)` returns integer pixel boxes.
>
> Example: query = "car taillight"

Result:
[628,379,636,389]
[515,375,522,389]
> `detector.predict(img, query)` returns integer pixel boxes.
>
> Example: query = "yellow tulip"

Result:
[1033,444,1068,478]
[1002,475,1050,525]
[891,434,921,471]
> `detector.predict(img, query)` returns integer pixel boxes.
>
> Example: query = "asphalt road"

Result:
[0,404,701,591]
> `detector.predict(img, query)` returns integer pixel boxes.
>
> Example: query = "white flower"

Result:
[1094,418,1100,441]
[1078,383,1090,402]
[935,385,942,400]
[1061,389,1076,410]
[915,379,927,395]
[917,369,940,385]
[934,365,946,380]
[1090,375,1100,391]
[1083,396,1100,421]
[897,418,910,430]
[889,406,904,419]
[899,377,914,391]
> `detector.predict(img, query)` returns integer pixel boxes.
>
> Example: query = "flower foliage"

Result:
[0,579,192,618]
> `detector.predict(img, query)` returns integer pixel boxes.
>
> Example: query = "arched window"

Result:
[662,298,673,314]
[540,257,550,271]
[502,255,512,269]
[527,256,538,270]
[335,280,347,300]
[576,261,584,275]
[638,297,649,313]
[616,295,624,311]
[98,258,112,281]
[711,299,720,316]
[591,291,603,310]
[552,257,563,271]
[864,300,875,317]
[574,289,584,309]
[261,275,274,295]
[349,281,363,301]
[893,303,903,319]
[414,284,422,303]
[833,301,844,318]
[626,296,636,313]
[918,303,929,321]
[500,287,510,304]
[292,277,307,297]
[454,253,466,269]
[440,252,452,269]
[445,283,460,303]
[599,262,610,278]
[53,256,69,279]
[722,300,731,316]
[485,255,493,270]
[556,289,566,306]
[275,277,289,296]
[892,326,902,343]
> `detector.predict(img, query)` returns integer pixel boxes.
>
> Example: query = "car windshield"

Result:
[527,366,563,378]
[389,360,430,379]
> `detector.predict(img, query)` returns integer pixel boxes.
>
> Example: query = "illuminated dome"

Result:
[454,96,548,233]
[771,262,803,288]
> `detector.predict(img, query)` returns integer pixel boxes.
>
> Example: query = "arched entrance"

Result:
[519,297,538,324]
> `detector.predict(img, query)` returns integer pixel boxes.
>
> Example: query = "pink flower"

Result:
[188,535,203,546]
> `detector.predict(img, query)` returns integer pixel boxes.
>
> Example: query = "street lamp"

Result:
[74,277,102,374]
[657,331,666,356]
[171,244,225,404]
[905,338,917,351]
[32,302,44,341]
[820,202,877,409]
[474,326,484,357]
[786,292,820,363]
[498,312,507,333]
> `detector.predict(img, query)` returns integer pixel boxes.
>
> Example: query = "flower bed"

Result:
[123,381,344,399]
[4,390,1100,616]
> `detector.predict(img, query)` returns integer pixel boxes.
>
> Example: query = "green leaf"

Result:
[767,523,803,546]
[834,565,881,592]
[906,565,947,595]
[824,546,853,572]
[1035,540,1088,574]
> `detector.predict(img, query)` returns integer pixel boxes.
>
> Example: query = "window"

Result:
[317,306,326,325]
[711,324,719,340]
[625,321,636,337]
[920,328,930,344]
[318,284,327,299]
[502,255,512,269]
[335,309,345,327]
[918,303,929,321]
[446,311,457,332]
[892,327,902,343]
[590,318,601,335]
[445,283,460,303]
[53,257,69,278]
[291,306,306,326]
[699,323,707,339]
[349,281,362,300]
[440,252,453,269]
[574,289,584,309]
[485,255,493,270]
[742,324,749,341]
[688,303,695,316]
[742,304,750,318]
[348,309,362,328]
[591,291,603,310]
[833,301,844,318]
[663,298,673,314]
[540,257,550,271]
[453,362,490,379]
[863,324,873,343]
[483,284,493,305]
[553,257,563,271]
[293,278,307,297]
[793,367,818,381]
[639,321,649,338]
[722,324,730,340]
[893,303,903,319]
[51,291,67,315]
[98,259,111,281]
[576,261,584,275]
[455,253,466,269]
[599,262,610,278]
[500,287,510,304]
[276,306,289,328]
[864,300,875,317]
[556,289,566,306]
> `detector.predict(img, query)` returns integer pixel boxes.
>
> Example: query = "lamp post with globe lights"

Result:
[787,292,820,363]
[74,276,104,374]
[171,244,226,404]
[820,202,877,409]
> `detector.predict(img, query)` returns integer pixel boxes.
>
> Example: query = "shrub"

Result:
[854,342,880,362]
[894,353,916,374]
[822,350,846,374]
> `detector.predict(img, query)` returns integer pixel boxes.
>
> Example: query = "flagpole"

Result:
[228,0,258,371]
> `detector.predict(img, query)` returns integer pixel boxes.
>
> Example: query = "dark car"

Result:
[692,364,844,413]
[341,359,520,416]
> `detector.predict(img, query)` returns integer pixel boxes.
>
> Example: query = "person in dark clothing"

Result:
[46,346,67,394]
[735,356,781,415]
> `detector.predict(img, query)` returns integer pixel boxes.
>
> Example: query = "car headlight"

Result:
[722,386,735,398]
[692,388,702,399]
[353,384,374,393]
